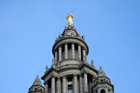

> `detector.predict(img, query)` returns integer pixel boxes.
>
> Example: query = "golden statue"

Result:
[66,11,73,26]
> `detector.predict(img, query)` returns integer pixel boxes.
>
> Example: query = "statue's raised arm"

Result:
[66,11,73,26]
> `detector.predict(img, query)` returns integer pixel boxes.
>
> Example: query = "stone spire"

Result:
[28,75,45,93]
[97,66,107,77]
[32,75,43,86]
[92,67,114,93]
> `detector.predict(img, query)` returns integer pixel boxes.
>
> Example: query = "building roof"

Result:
[97,66,107,77]
[32,75,43,87]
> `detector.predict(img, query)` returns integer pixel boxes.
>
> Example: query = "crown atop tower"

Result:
[62,25,78,37]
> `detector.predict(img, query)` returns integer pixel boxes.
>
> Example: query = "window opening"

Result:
[100,89,105,93]
[68,77,72,82]
[68,85,73,90]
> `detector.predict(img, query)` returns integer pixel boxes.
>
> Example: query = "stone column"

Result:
[74,74,78,93]
[97,89,100,93]
[105,88,108,93]
[84,72,88,93]
[51,76,55,93]
[72,43,75,58]
[78,45,81,60]
[83,49,86,62]
[80,75,83,93]
[59,46,62,61]
[62,76,66,93]
[89,80,91,93]
[57,77,61,93]
[55,51,57,65]
[45,82,48,93]
[65,44,68,59]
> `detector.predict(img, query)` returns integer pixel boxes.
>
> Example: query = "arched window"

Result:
[35,88,37,90]
[100,89,105,93]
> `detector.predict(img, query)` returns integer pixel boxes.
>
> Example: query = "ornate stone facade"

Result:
[28,25,114,93]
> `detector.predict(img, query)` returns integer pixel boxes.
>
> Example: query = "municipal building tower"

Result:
[28,12,114,93]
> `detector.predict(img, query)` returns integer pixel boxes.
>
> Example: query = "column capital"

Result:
[44,81,48,85]
[82,47,86,50]
[73,74,78,77]
[62,75,67,79]
[46,81,48,84]
[84,70,88,74]
[51,75,55,79]
[57,77,61,80]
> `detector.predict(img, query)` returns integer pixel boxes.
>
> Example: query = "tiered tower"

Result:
[28,12,114,93]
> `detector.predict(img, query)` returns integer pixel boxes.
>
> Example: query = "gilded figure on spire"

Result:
[66,11,73,26]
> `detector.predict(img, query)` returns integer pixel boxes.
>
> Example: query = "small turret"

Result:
[28,75,45,93]
[92,67,114,93]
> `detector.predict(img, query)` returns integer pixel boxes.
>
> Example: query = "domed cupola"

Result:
[52,24,89,68]
[41,12,110,93]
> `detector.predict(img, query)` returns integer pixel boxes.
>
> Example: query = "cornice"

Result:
[41,67,58,80]
[79,62,98,74]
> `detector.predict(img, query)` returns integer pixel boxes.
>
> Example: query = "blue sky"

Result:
[0,0,140,93]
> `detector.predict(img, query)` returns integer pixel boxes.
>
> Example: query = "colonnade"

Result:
[54,43,86,64]
[45,73,88,93]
